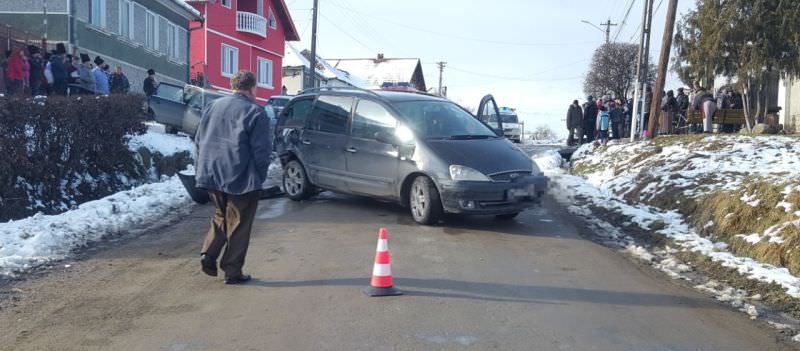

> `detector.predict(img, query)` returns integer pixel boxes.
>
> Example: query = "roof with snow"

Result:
[326,57,426,90]
[284,43,368,88]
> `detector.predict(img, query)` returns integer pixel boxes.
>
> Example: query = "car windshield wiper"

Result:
[448,134,494,140]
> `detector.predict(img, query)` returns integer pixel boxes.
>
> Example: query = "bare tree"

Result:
[584,43,654,99]
[530,125,558,141]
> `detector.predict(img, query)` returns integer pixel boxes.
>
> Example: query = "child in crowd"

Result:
[597,106,610,145]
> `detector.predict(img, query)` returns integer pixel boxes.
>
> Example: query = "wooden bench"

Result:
[686,108,747,126]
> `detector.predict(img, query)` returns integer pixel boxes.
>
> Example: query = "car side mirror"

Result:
[494,127,504,137]
[374,131,400,145]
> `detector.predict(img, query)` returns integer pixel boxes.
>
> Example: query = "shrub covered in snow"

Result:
[0,95,148,221]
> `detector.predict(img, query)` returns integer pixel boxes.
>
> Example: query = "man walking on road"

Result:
[566,100,583,145]
[194,70,272,285]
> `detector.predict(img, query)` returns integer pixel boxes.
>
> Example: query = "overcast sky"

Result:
[285,0,696,137]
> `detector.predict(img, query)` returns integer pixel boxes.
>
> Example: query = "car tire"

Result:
[165,125,179,134]
[283,160,313,201]
[409,176,443,225]
[495,212,520,220]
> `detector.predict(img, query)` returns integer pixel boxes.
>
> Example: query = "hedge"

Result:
[0,95,148,221]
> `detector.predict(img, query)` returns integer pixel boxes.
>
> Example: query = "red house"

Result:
[185,0,299,104]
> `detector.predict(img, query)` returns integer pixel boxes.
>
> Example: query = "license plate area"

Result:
[508,185,536,199]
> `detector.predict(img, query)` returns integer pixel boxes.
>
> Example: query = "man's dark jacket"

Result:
[583,102,598,123]
[195,93,272,195]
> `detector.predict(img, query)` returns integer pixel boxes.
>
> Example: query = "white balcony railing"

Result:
[236,11,267,38]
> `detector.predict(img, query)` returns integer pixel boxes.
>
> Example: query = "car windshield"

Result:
[395,100,498,139]
[489,113,519,124]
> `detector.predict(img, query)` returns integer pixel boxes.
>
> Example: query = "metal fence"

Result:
[0,24,56,56]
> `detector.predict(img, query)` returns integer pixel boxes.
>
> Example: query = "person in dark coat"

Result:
[195,70,272,285]
[143,68,157,97]
[566,100,583,145]
[609,101,625,139]
[658,90,678,135]
[49,44,69,96]
[582,96,598,142]
[693,87,716,133]
[109,65,130,94]
[27,46,44,96]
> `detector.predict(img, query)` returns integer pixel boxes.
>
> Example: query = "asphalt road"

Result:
[0,147,794,351]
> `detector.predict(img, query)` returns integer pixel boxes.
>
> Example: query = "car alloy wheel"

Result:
[409,176,443,225]
[283,160,312,201]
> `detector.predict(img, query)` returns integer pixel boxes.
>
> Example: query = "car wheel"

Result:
[409,176,443,225]
[495,212,520,220]
[165,125,178,134]
[283,160,313,201]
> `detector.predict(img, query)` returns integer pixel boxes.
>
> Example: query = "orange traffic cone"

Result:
[364,228,402,297]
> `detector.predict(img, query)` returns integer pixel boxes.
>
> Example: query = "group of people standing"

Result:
[567,84,744,145]
[566,95,631,146]
[1,43,132,97]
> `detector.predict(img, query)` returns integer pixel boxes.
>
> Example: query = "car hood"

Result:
[425,138,532,175]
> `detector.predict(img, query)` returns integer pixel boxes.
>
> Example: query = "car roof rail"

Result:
[298,86,381,97]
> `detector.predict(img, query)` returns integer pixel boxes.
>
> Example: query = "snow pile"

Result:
[0,176,192,276]
[128,129,195,156]
[532,149,564,173]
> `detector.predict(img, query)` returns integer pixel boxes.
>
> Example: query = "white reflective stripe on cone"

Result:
[376,239,388,252]
[372,263,391,277]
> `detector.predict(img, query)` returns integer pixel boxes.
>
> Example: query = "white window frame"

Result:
[166,22,180,59]
[257,57,273,88]
[90,0,107,28]
[221,44,238,77]
[268,7,277,29]
[145,11,159,51]
[221,0,231,9]
[118,0,134,39]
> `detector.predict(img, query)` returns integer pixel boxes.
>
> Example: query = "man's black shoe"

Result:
[224,274,252,285]
[200,254,217,277]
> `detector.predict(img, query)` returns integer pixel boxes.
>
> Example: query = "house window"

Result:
[268,8,277,29]
[145,11,158,50]
[257,57,273,87]
[166,23,180,59]
[221,44,238,77]
[221,0,231,8]
[119,0,133,39]
[90,0,106,28]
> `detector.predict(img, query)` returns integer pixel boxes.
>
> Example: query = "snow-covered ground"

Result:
[0,126,195,277]
[533,136,800,334]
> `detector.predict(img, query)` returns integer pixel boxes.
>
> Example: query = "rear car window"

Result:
[352,99,396,139]
[309,95,353,135]
[281,98,313,127]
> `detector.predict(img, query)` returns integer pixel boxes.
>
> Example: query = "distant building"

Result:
[281,43,367,95]
[0,0,200,91]
[780,79,800,133]
[327,54,427,92]
[184,0,299,104]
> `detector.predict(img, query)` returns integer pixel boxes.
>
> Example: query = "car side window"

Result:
[308,95,353,134]
[351,99,396,140]
[282,98,313,127]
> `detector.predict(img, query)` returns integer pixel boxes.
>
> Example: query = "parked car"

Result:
[148,82,226,136]
[267,95,292,116]
[380,82,418,92]
[274,87,547,225]
[493,108,522,143]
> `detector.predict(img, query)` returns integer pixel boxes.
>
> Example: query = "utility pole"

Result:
[647,0,679,138]
[307,0,319,90]
[600,19,618,43]
[629,0,655,141]
[436,61,447,96]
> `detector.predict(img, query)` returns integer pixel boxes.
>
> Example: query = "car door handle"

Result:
[346,147,358,153]
[301,139,311,145]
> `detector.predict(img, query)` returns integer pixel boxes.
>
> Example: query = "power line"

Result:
[446,65,584,82]
[319,13,376,53]
[328,0,384,51]
[336,7,596,47]
[613,0,637,42]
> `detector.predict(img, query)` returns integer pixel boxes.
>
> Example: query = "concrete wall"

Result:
[784,79,800,134]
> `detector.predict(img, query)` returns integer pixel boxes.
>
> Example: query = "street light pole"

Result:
[307,0,319,89]
[581,19,617,43]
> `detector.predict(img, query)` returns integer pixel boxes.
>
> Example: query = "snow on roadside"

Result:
[0,176,192,277]
[0,125,197,277]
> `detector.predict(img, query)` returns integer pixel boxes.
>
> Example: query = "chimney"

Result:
[375,53,385,63]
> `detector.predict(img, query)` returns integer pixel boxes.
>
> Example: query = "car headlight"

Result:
[449,165,491,182]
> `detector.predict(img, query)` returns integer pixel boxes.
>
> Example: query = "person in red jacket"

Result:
[5,47,24,96]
